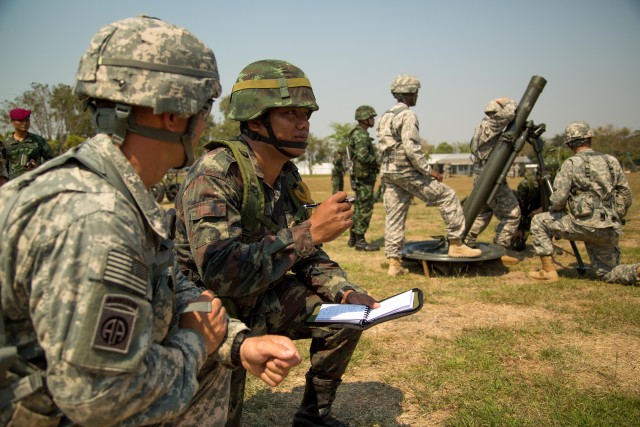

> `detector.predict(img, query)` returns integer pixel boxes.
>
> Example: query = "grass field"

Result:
[226,172,640,426]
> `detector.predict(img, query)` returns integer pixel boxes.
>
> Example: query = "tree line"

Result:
[2,82,639,173]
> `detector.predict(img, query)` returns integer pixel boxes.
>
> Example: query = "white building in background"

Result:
[294,161,332,175]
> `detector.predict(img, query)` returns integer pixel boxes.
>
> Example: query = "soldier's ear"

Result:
[247,118,262,132]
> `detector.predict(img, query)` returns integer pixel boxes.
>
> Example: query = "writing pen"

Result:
[303,197,355,209]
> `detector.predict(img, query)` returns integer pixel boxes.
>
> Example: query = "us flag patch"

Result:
[103,249,149,297]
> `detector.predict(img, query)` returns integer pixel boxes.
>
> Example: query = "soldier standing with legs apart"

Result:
[173,59,380,427]
[465,98,521,265]
[347,105,380,251]
[528,121,638,285]
[0,16,301,427]
[377,74,481,276]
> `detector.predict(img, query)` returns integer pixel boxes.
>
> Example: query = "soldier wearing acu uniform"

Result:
[173,59,381,427]
[528,121,638,285]
[3,108,55,179]
[377,74,481,276]
[0,16,301,427]
[466,98,521,265]
[347,105,380,251]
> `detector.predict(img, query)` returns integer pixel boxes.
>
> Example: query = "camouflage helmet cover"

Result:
[74,15,221,116]
[564,121,594,146]
[484,97,517,127]
[355,105,377,121]
[390,74,421,94]
[229,59,319,121]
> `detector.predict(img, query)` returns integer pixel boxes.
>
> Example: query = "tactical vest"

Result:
[205,139,310,243]
[567,151,620,223]
[378,105,411,173]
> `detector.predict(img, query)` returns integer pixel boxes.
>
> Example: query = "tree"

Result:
[433,142,454,154]
[2,82,93,154]
[297,133,330,175]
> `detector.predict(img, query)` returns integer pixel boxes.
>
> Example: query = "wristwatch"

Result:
[231,331,248,367]
[335,286,356,303]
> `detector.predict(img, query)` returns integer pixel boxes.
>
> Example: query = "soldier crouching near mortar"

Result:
[528,121,639,285]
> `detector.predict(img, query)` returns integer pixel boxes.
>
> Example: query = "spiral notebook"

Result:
[306,288,423,330]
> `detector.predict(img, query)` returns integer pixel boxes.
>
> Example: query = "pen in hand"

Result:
[304,197,355,209]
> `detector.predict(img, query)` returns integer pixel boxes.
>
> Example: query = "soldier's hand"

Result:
[240,335,302,387]
[431,170,443,182]
[179,290,227,355]
[309,191,354,245]
[344,291,380,309]
[25,159,37,170]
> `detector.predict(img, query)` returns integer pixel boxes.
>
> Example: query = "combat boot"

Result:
[355,234,379,251]
[388,258,409,276]
[347,230,356,247]
[292,370,349,427]
[500,248,520,266]
[528,256,559,283]
[448,239,482,258]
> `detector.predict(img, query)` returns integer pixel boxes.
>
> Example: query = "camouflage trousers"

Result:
[158,360,231,427]
[331,173,344,193]
[352,175,376,235]
[224,275,362,426]
[531,211,639,285]
[382,172,465,259]
[466,175,520,248]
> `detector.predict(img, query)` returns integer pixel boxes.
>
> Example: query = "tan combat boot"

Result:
[388,258,409,276]
[501,248,519,266]
[528,255,559,283]
[448,239,482,258]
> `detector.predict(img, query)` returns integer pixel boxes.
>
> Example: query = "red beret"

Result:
[9,108,31,120]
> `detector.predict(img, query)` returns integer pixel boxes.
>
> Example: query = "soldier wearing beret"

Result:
[4,108,55,179]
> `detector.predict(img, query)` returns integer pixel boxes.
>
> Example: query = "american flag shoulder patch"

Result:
[103,249,149,297]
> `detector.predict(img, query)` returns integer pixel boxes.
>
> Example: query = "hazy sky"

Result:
[1,0,639,144]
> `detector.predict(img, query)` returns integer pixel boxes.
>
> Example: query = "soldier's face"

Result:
[12,118,30,132]
[267,107,311,155]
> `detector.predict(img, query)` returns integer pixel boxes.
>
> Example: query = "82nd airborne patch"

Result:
[92,294,139,354]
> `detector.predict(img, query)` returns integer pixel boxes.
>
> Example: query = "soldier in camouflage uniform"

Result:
[3,108,55,179]
[174,59,381,427]
[331,147,346,193]
[0,16,301,427]
[0,139,8,186]
[466,98,521,265]
[528,121,638,285]
[348,105,380,251]
[377,74,481,276]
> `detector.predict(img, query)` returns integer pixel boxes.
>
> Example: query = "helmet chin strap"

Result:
[240,116,307,159]
[92,102,197,167]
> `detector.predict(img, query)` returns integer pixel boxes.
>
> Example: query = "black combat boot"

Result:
[292,370,349,427]
[347,230,356,247]
[354,234,379,251]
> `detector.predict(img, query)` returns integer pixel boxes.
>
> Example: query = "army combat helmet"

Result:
[390,74,421,94]
[229,59,319,158]
[355,105,377,121]
[564,121,594,148]
[74,15,222,166]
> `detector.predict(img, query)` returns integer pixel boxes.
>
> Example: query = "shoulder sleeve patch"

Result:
[92,294,139,354]
[101,248,149,298]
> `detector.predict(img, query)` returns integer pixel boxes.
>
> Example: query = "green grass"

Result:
[236,172,640,427]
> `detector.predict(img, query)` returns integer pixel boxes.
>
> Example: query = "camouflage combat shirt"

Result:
[174,137,364,322]
[550,148,632,229]
[3,131,55,178]
[348,126,378,179]
[376,102,431,177]
[0,134,247,426]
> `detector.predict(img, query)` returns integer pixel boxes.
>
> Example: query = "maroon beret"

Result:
[9,108,31,120]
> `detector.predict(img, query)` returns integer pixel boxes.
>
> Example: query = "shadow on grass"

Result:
[243,380,409,427]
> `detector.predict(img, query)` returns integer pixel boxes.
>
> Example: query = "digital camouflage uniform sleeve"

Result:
[609,154,633,218]
[176,147,363,306]
[395,109,431,175]
[0,139,223,426]
[549,159,573,212]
